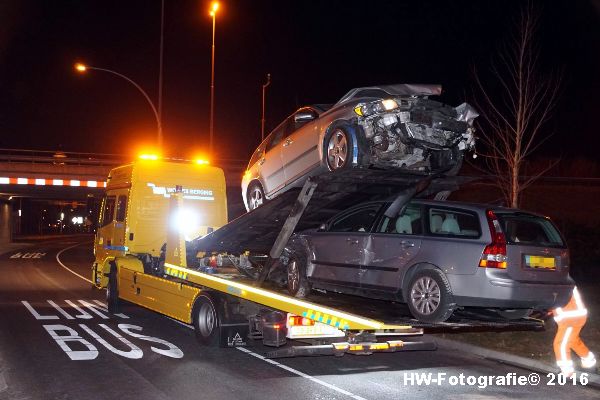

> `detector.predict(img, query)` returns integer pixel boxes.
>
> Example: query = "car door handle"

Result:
[283,138,293,147]
[346,238,359,245]
[258,158,266,165]
[400,240,415,247]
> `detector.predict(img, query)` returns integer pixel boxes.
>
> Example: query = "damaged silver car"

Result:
[242,84,477,211]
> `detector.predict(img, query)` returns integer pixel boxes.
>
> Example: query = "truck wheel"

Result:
[407,269,454,323]
[192,294,220,346]
[287,251,311,298]
[325,125,355,171]
[106,263,119,314]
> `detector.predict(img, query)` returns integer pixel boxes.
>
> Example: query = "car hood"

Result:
[336,84,442,105]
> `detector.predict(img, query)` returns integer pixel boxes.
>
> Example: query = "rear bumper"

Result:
[447,269,574,310]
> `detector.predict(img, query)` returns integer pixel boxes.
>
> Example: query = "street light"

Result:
[209,1,219,155]
[74,63,163,149]
[261,73,271,142]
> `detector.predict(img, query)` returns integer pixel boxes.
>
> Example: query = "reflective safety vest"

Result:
[554,287,587,323]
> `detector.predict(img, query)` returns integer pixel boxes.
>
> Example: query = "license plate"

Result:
[524,255,556,270]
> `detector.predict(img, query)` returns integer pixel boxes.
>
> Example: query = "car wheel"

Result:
[325,126,354,171]
[286,251,311,298]
[247,182,266,211]
[106,262,119,314]
[496,309,533,320]
[192,294,220,346]
[407,269,454,323]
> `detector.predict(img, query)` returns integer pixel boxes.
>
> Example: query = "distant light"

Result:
[196,159,210,165]
[75,63,87,72]
[209,1,219,16]
[139,154,159,161]
[60,212,65,221]
[18,209,21,217]
[72,216,83,225]
[8,196,13,201]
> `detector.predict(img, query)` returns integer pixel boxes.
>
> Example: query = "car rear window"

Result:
[497,213,565,248]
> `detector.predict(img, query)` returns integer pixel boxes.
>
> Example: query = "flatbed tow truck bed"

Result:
[106,167,543,358]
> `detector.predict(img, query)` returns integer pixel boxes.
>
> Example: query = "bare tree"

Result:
[474,3,561,208]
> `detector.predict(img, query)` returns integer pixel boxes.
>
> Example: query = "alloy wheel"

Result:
[288,260,299,293]
[249,185,264,210]
[327,130,348,170]
[410,276,441,315]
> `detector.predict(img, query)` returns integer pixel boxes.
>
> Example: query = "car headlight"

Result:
[353,99,398,117]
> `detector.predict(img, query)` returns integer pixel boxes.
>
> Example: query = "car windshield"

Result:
[496,212,565,248]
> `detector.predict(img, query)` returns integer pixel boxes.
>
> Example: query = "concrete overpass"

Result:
[0,149,245,244]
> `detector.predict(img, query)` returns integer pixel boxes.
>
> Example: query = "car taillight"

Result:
[288,315,315,326]
[479,210,507,269]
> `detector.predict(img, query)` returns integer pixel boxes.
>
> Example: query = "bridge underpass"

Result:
[0,149,246,245]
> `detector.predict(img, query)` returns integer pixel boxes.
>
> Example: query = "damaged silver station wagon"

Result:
[242,84,478,211]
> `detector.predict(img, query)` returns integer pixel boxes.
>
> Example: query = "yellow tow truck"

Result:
[92,157,540,357]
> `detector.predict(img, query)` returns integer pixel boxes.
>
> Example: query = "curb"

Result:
[427,334,600,389]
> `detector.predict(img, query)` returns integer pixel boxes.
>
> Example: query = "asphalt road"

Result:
[1,237,598,400]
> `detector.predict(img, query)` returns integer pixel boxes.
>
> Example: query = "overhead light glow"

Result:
[139,154,159,161]
[75,63,87,72]
[196,159,210,165]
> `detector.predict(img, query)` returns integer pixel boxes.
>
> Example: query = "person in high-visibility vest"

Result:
[553,286,596,376]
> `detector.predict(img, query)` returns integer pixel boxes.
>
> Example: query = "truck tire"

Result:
[407,268,454,323]
[286,250,311,298]
[106,262,119,314]
[192,294,220,346]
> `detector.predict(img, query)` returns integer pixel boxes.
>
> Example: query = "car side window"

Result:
[328,205,381,233]
[428,208,480,238]
[284,109,317,138]
[378,204,422,235]
[101,196,116,227]
[265,120,287,152]
[248,145,264,168]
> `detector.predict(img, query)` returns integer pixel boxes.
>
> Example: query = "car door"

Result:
[259,120,287,195]
[281,108,321,183]
[365,203,423,291]
[307,204,383,288]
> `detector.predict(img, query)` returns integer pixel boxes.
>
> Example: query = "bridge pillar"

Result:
[0,201,11,245]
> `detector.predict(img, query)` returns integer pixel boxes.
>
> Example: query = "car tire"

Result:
[407,269,454,323]
[286,250,311,298]
[106,262,119,314]
[324,124,355,171]
[247,181,266,211]
[192,293,220,346]
[496,309,533,320]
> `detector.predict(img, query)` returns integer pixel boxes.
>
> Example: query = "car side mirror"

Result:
[317,223,327,232]
[294,112,316,123]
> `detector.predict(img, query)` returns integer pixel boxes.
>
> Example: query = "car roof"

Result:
[341,198,544,218]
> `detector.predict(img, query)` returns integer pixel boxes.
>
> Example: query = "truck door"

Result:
[94,192,128,259]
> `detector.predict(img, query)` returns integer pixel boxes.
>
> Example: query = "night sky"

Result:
[0,0,598,162]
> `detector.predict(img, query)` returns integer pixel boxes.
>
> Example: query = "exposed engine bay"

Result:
[355,97,478,171]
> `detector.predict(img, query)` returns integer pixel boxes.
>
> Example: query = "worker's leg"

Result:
[570,319,596,368]
[554,323,574,374]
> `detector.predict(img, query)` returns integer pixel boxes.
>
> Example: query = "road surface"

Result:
[0,237,597,399]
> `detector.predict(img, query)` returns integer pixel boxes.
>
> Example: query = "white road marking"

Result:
[56,244,367,399]
[236,347,368,400]
[55,243,93,284]
[164,319,367,399]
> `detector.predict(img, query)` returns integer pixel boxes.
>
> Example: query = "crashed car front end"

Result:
[353,97,477,172]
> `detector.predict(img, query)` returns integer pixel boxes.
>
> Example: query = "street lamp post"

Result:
[261,73,271,142]
[209,2,219,155]
[74,63,162,149]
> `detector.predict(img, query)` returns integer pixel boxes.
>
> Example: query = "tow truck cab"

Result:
[92,159,228,288]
